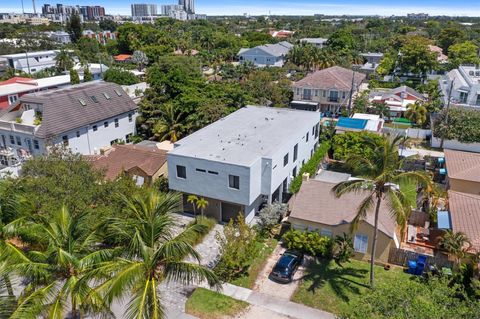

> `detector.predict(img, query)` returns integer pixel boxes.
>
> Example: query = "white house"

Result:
[237,42,293,67]
[0,81,138,171]
[0,50,71,74]
[441,65,480,108]
[300,38,328,48]
[167,106,320,223]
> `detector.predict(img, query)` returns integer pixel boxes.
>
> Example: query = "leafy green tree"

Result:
[371,101,391,120]
[332,131,384,163]
[99,19,117,32]
[131,50,148,71]
[66,12,82,43]
[75,37,101,62]
[55,49,74,71]
[333,135,429,287]
[399,36,438,79]
[0,206,113,318]
[69,68,80,84]
[448,41,480,68]
[151,102,188,142]
[103,67,139,85]
[438,24,467,52]
[283,229,332,256]
[196,197,208,218]
[333,233,354,264]
[83,67,93,82]
[439,230,471,269]
[433,107,480,144]
[98,190,220,319]
[353,90,369,113]
[405,101,427,127]
[327,28,358,54]
[257,202,288,237]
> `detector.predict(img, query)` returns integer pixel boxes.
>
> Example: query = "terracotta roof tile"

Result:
[445,149,480,183]
[448,190,480,250]
[292,66,366,91]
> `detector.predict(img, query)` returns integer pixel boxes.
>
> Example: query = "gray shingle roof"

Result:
[20,81,138,138]
[238,41,292,57]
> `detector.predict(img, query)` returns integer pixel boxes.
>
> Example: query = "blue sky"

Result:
[2,0,480,16]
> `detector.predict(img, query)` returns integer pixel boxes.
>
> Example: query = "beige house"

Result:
[445,149,480,195]
[288,179,398,263]
[291,66,366,114]
[87,144,168,186]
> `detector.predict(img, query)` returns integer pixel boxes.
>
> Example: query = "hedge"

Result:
[289,141,330,194]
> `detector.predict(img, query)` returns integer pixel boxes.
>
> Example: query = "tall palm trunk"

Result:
[370,194,382,288]
[3,275,14,296]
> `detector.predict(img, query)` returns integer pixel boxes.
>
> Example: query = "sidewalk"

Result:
[203,282,335,319]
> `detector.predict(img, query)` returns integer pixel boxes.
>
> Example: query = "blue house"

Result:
[237,41,293,67]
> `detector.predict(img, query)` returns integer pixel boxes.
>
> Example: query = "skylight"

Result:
[114,89,122,96]
[103,92,111,100]
[91,96,99,103]
[78,98,86,106]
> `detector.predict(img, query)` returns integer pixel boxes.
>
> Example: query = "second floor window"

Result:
[459,92,468,104]
[284,153,289,166]
[128,113,133,122]
[9,135,14,144]
[33,140,39,150]
[306,132,309,142]
[93,125,98,132]
[115,118,119,128]
[104,121,109,128]
[16,136,21,146]
[293,144,298,161]
[229,175,240,189]
[176,165,186,179]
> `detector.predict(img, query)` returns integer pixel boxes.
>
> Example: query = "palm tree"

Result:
[405,102,428,127]
[187,195,199,219]
[439,230,471,269]
[332,135,429,287]
[96,190,220,319]
[0,206,113,318]
[55,49,74,72]
[372,101,391,120]
[196,198,209,218]
[152,103,188,142]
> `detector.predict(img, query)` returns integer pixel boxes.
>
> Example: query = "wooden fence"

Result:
[388,246,453,269]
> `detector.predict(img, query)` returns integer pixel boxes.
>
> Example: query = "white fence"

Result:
[382,127,431,140]
[431,137,480,152]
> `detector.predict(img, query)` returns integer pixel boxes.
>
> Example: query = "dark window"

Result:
[33,140,39,150]
[91,96,98,103]
[293,144,298,161]
[176,165,186,179]
[104,121,109,128]
[283,153,288,166]
[125,134,132,143]
[115,118,119,128]
[208,170,218,175]
[16,136,21,146]
[312,126,315,135]
[128,113,133,122]
[306,132,309,142]
[229,175,240,189]
[9,135,14,144]
[196,168,206,172]
[93,125,98,132]
[76,131,80,137]
[62,135,68,146]
[292,166,297,177]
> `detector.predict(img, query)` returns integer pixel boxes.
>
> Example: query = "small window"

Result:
[196,168,206,173]
[320,228,333,238]
[292,166,297,177]
[76,131,80,138]
[16,136,21,146]
[128,113,133,122]
[62,135,68,146]
[283,153,288,166]
[229,175,240,189]
[9,135,14,144]
[103,92,111,100]
[91,95,99,103]
[306,132,309,142]
[273,164,277,170]
[176,165,186,179]
[312,126,315,135]
[208,170,219,175]
[78,98,86,106]
[354,234,368,253]
[93,125,98,132]
[115,118,119,128]
[104,121,109,128]
[33,139,39,150]
[114,89,122,96]
[293,144,298,161]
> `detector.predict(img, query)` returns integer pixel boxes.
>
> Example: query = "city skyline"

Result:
[2,0,480,16]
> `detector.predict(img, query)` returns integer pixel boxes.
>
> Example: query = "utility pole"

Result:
[21,0,25,14]
[439,79,454,149]
[25,51,31,75]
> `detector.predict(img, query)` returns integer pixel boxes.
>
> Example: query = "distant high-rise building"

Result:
[161,4,183,15]
[131,4,157,17]
[178,0,194,14]
[42,3,103,20]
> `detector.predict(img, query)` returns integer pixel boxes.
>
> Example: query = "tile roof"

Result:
[292,66,366,91]
[445,149,480,183]
[87,144,168,180]
[448,190,480,250]
[289,180,396,238]
[16,81,138,139]
[238,41,292,58]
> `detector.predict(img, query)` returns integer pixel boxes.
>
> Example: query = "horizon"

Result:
[1,0,480,17]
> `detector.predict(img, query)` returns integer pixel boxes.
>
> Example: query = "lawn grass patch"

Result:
[185,288,248,319]
[291,258,411,315]
[230,237,278,289]
[399,179,417,208]
[184,216,217,246]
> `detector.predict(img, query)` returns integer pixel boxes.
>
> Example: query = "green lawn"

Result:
[291,258,411,315]
[384,122,412,129]
[230,237,278,289]
[185,288,248,319]
[399,179,417,208]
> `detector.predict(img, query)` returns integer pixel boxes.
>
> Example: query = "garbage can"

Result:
[407,260,417,274]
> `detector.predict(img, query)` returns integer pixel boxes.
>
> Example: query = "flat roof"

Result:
[169,106,319,166]
[0,75,72,96]
[0,50,59,59]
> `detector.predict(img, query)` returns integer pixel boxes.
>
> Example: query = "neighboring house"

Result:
[447,190,480,251]
[335,113,384,133]
[0,81,138,169]
[114,54,132,63]
[300,38,328,48]
[360,52,384,74]
[168,106,320,223]
[288,180,398,264]
[369,85,426,118]
[291,66,366,114]
[428,45,448,64]
[87,144,168,186]
[0,50,67,74]
[269,30,294,38]
[444,149,480,195]
[440,65,480,108]
[82,30,117,45]
[0,75,73,110]
[72,63,109,80]
[237,41,293,67]
[45,31,71,44]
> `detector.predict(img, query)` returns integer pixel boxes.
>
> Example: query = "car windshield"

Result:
[276,254,295,268]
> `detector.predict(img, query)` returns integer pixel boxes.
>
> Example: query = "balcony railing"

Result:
[328,97,339,103]
[0,121,36,135]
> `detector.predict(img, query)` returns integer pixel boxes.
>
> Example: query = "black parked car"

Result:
[269,250,303,283]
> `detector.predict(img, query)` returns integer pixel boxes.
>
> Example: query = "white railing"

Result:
[0,121,36,134]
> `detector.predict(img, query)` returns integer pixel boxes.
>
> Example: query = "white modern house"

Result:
[237,42,293,67]
[300,38,328,48]
[0,50,71,74]
[168,106,320,223]
[441,65,480,108]
[0,81,138,172]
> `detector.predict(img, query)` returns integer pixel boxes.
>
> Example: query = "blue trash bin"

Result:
[408,260,417,274]
[415,262,426,275]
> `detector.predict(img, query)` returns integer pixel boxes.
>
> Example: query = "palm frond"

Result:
[350,194,375,233]
[332,179,371,198]
[164,261,221,290]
